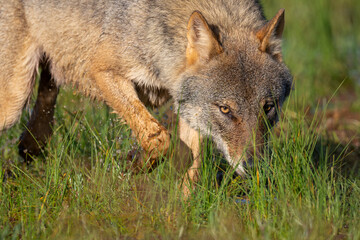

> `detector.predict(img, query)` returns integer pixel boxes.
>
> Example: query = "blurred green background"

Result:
[263,0,360,107]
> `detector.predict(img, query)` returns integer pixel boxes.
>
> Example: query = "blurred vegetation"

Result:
[263,0,360,104]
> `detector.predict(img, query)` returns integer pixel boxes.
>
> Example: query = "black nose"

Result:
[243,156,254,169]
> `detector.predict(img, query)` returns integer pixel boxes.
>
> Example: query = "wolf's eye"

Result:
[264,102,275,115]
[220,106,230,114]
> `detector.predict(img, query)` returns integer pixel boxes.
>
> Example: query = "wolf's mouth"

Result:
[242,156,254,169]
[226,155,256,177]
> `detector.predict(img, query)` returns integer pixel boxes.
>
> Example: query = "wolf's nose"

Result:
[243,156,254,169]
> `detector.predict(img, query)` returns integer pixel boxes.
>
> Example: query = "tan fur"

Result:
[186,11,223,67]
[256,9,285,60]
[0,36,41,129]
[90,68,170,169]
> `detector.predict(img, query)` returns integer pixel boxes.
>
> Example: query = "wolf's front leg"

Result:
[179,118,202,198]
[93,71,170,173]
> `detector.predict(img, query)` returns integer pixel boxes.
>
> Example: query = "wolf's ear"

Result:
[256,9,285,61]
[186,11,222,66]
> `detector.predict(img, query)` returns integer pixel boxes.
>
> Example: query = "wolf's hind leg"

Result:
[18,63,59,162]
[0,38,41,132]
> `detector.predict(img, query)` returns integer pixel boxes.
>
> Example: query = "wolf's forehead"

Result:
[213,71,284,104]
[206,52,289,100]
[216,52,280,79]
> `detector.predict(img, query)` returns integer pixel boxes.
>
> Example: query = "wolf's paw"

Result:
[125,148,165,174]
[18,135,43,163]
[181,168,200,199]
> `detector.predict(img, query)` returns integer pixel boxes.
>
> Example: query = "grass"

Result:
[1,91,359,239]
[1,0,360,239]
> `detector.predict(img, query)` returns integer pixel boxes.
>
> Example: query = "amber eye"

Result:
[264,102,275,115]
[220,106,230,114]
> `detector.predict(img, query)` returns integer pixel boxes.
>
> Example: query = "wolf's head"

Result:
[175,9,292,175]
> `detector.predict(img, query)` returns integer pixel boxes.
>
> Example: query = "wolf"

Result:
[0,0,292,196]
